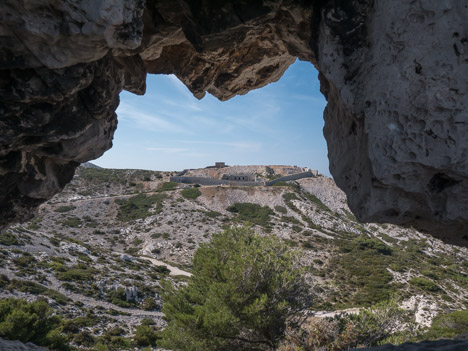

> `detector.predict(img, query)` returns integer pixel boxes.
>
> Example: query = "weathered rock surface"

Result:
[0,0,146,229]
[353,338,468,351]
[0,339,46,351]
[2,0,468,244]
[321,1,468,245]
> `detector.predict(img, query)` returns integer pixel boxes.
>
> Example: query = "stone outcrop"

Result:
[0,339,46,351]
[2,0,468,244]
[0,0,146,228]
[321,1,468,245]
[353,338,468,351]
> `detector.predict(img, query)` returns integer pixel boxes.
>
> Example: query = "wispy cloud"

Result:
[146,147,189,153]
[179,140,262,152]
[291,94,327,105]
[167,75,200,101]
[117,102,193,134]
[146,146,209,159]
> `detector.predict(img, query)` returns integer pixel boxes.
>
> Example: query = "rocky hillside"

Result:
[1,165,468,348]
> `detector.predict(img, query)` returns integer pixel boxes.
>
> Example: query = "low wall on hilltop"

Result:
[170,176,265,187]
[266,171,317,186]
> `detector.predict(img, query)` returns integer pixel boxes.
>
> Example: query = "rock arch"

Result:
[1,0,468,244]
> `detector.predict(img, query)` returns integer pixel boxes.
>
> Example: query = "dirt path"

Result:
[314,307,361,318]
[140,256,192,277]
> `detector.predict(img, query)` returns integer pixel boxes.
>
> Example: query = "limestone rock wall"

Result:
[353,338,468,351]
[0,0,146,228]
[0,339,46,351]
[320,1,468,244]
[2,0,468,243]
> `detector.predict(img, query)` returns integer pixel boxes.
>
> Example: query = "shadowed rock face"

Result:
[353,338,468,351]
[0,338,46,350]
[1,0,468,244]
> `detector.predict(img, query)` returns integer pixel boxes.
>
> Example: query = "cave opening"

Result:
[93,60,329,175]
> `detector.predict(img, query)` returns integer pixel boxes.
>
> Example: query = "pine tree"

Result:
[160,227,311,351]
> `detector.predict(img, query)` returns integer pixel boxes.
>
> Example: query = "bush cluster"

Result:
[181,187,201,199]
[160,227,310,351]
[227,202,274,229]
[116,193,166,222]
[0,298,68,350]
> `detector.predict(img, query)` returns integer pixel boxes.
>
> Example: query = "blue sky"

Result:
[94,59,330,176]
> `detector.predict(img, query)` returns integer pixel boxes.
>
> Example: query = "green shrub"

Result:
[153,265,170,275]
[201,210,222,218]
[283,192,298,202]
[281,216,302,226]
[158,182,178,191]
[125,247,140,255]
[351,236,393,255]
[425,310,468,340]
[0,298,68,350]
[56,264,97,282]
[227,202,274,228]
[134,324,159,346]
[422,270,439,280]
[142,298,159,311]
[160,227,311,351]
[62,311,100,332]
[142,318,156,326]
[280,299,417,350]
[0,232,21,246]
[116,193,166,222]
[62,216,82,228]
[133,238,144,246]
[13,253,37,268]
[272,181,299,190]
[54,206,75,213]
[292,225,302,232]
[330,236,394,306]
[409,277,440,292]
[27,223,41,230]
[8,279,47,295]
[275,205,287,214]
[303,192,330,212]
[181,187,201,199]
[78,168,126,185]
[0,274,10,288]
[105,288,136,308]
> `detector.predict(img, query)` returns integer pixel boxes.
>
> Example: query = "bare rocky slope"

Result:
[2,1,468,243]
[2,165,468,349]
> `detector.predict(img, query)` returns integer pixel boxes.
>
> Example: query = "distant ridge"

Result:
[80,162,101,169]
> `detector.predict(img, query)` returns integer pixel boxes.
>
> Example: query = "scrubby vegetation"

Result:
[116,193,166,222]
[158,181,178,191]
[181,187,201,199]
[0,298,68,350]
[79,168,128,185]
[227,202,274,229]
[279,300,419,350]
[5,164,468,350]
[325,236,395,307]
[54,206,76,213]
[410,276,441,293]
[4,278,70,305]
[160,227,311,351]
[424,309,468,340]
[134,321,160,347]
[0,232,21,246]
[55,263,98,282]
